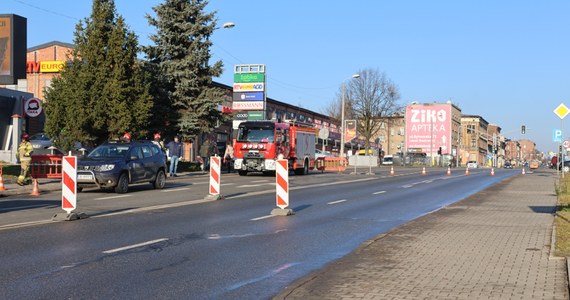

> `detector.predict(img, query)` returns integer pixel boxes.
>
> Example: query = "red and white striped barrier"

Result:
[271,159,294,216]
[53,155,88,221]
[206,156,223,200]
[62,156,77,213]
[276,159,289,209]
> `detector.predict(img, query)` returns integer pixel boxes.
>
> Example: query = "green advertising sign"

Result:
[234,73,265,83]
[247,111,264,120]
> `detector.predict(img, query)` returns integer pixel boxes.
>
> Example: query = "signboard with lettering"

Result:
[232,101,264,110]
[233,92,264,101]
[233,82,264,92]
[25,97,43,117]
[234,73,265,83]
[405,104,451,155]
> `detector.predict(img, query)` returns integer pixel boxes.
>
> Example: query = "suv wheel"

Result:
[115,173,129,194]
[153,169,166,189]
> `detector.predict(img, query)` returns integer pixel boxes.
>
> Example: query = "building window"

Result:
[398,127,404,135]
[471,139,476,148]
[467,125,475,134]
[390,128,395,136]
[378,135,385,142]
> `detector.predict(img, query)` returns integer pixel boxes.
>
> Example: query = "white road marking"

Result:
[222,183,236,186]
[327,199,347,205]
[251,215,276,221]
[251,180,269,183]
[373,191,386,195]
[94,195,132,200]
[103,238,169,254]
[161,187,191,192]
[402,184,413,188]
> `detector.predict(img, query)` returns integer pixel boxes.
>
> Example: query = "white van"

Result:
[382,155,394,165]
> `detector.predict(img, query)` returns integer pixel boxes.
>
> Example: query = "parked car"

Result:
[467,160,478,169]
[77,140,167,193]
[560,161,570,173]
[504,161,513,169]
[382,155,394,165]
[315,149,334,159]
[29,132,53,150]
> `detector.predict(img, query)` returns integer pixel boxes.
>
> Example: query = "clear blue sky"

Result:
[5,0,570,153]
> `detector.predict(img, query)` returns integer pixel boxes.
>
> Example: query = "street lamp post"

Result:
[340,74,360,158]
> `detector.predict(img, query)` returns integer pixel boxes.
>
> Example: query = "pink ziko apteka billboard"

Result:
[405,104,451,155]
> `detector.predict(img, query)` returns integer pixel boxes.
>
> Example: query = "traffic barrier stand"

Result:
[447,167,451,176]
[490,168,495,176]
[422,166,426,176]
[316,157,348,173]
[30,178,40,196]
[390,166,395,176]
[31,154,63,179]
[271,159,294,216]
[465,167,470,176]
[0,162,6,191]
[205,156,223,200]
[52,155,88,221]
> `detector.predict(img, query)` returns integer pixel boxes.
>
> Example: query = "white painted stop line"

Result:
[103,238,169,254]
[327,199,347,205]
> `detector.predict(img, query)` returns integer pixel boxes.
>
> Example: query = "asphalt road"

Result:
[0,167,519,299]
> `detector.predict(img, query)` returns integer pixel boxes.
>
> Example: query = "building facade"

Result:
[460,115,489,166]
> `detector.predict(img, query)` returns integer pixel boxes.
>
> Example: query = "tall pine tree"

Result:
[44,0,152,149]
[144,0,225,140]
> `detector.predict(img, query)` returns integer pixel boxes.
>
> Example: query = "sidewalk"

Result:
[275,169,569,299]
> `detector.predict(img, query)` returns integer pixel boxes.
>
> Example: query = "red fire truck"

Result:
[233,120,316,176]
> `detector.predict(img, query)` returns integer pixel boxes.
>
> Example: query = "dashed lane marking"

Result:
[94,195,132,200]
[327,199,347,205]
[373,191,387,195]
[103,238,169,254]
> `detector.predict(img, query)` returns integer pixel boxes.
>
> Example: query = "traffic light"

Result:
[521,125,526,134]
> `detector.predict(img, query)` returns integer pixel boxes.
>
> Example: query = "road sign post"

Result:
[554,103,569,178]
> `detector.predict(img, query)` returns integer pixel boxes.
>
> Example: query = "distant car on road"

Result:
[529,160,540,169]
[504,161,513,169]
[467,160,478,169]
[77,140,167,193]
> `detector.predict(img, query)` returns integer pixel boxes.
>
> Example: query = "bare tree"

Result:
[346,68,401,152]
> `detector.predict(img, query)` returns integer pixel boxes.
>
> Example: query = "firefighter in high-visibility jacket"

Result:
[17,133,33,186]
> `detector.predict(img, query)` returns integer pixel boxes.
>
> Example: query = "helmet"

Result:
[122,132,131,140]
[21,133,30,141]
[153,133,161,140]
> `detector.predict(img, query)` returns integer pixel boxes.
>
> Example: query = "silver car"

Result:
[29,132,53,150]
[467,160,478,168]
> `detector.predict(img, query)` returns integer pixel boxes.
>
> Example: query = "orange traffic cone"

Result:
[0,174,6,191]
[422,166,426,175]
[490,168,495,176]
[390,166,395,176]
[522,168,526,175]
[31,179,40,196]
[465,167,470,176]
[447,167,451,176]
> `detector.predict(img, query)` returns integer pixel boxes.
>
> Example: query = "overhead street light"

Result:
[340,74,360,158]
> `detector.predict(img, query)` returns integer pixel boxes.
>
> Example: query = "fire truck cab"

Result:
[233,120,316,176]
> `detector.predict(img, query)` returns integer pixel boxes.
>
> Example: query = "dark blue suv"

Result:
[77,140,167,193]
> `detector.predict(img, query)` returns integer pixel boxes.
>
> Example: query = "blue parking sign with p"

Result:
[553,129,563,142]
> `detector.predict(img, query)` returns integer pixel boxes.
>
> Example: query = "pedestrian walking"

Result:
[223,141,235,173]
[166,136,183,177]
[17,133,33,186]
[199,138,211,172]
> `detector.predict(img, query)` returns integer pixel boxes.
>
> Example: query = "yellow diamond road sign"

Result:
[554,103,570,119]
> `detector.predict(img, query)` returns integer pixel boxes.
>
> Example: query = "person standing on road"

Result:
[223,141,235,173]
[17,133,33,186]
[166,136,183,177]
